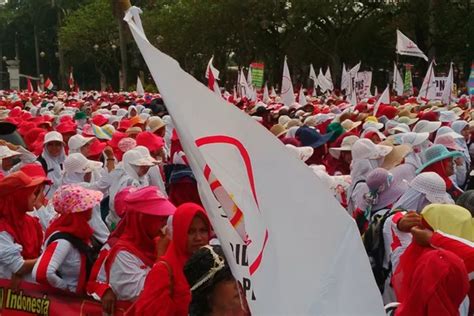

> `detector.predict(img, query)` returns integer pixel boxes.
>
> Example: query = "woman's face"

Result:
[28,185,45,211]
[210,280,248,316]
[46,141,63,157]
[340,151,352,164]
[80,141,92,157]
[2,156,15,171]
[443,158,455,177]
[143,214,167,239]
[187,215,209,254]
[137,165,151,177]
[461,126,470,142]
[83,172,92,183]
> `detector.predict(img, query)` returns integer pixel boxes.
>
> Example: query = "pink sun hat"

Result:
[125,186,176,216]
[53,184,103,214]
[114,186,135,218]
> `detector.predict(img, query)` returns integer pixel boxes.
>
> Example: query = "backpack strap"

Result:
[37,155,54,174]
[158,260,174,297]
[47,232,96,278]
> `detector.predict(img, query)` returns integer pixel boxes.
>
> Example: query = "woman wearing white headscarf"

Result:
[38,131,66,199]
[56,153,110,244]
[106,149,156,229]
[451,120,471,188]
[347,139,392,215]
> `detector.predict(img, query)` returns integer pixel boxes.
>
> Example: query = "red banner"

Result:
[0,279,131,315]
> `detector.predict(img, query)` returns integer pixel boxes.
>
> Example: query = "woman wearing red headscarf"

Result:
[0,171,47,284]
[393,246,469,316]
[129,203,211,316]
[104,186,176,303]
[32,184,103,294]
[418,144,464,200]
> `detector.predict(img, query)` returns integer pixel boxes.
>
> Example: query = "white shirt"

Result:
[108,250,150,301]
[32,235,83,293]
[0,232,26,279]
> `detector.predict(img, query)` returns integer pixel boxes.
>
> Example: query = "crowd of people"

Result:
[1,87,474,315]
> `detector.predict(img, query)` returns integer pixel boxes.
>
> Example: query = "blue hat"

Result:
[416,144,462,174]
[295,126,334,148]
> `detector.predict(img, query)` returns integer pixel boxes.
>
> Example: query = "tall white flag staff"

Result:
[396,29,429,61]
[124,6,385,315]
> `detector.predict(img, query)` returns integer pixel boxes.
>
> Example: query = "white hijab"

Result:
[41,144,66,198]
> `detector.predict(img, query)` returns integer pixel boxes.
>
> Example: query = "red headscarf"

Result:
[0,186,43,259]
[393,245,469,316]
[106,212,166,269]
[129,203,211,316]
[45,209,93,244]
[421,159,461,199]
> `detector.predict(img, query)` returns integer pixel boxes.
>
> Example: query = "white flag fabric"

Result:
[239,69,250,99]
[247,67,253,88]
[441,62,454,105]
[125,7,385,315]
[270,86,277,98]
[393,63,404,97]
[325,67,334,91]
[263,83,270,103]
[298,86,306,105]
[373,86,390,116]
[348,81,358,106]
[318,68,329,92]
[281,56,295,107]
[309,63,318,89]
[341,63,350,92]
[136,76,145,96]
[349,62,361,78]
[418,60,436,100]
[396,30,428,61]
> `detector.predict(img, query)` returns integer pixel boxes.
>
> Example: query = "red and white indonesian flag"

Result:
[44,78,54,90]
[27,78,34,93]
[396,30,428,61]
[206,56,221,98]
[125,7,384,315]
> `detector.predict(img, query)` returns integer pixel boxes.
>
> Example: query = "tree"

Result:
[59,0,118,89]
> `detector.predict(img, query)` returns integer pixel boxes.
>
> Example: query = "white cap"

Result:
[68,134,94,151]
[439,110,460,123]
[44,131,64,144]
[285,144,314,162]
[400,132,429,146]
[413,120,441,134]
[0,146,21,159]
[125,148,157,167]
[363,121,384,131]
[64,153,103,174]
[389,123,411,134]
[409,172,453,204]
[329,135,359,159]
[352,138,392,160]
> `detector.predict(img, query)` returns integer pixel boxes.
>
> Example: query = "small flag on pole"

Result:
[27,78,34,93]
[44,78,54,91]
[68,68,75,90]
[396,30,428,61]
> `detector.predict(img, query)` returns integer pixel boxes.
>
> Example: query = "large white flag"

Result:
[125,7,384,315]
[281,56,295,107]
[373,86,390,116]
[239,68,250,99]
[396,30,428,61]
[418,60,436,100]
[318,68,330,92]
[325,67,334,91]
[263,83,270,103]
[309,63,318,90]
[136,76,145,96]
[341,63,350,92]
[441,62,454,105]
[298,86,306,105]
[392,62,404,97]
